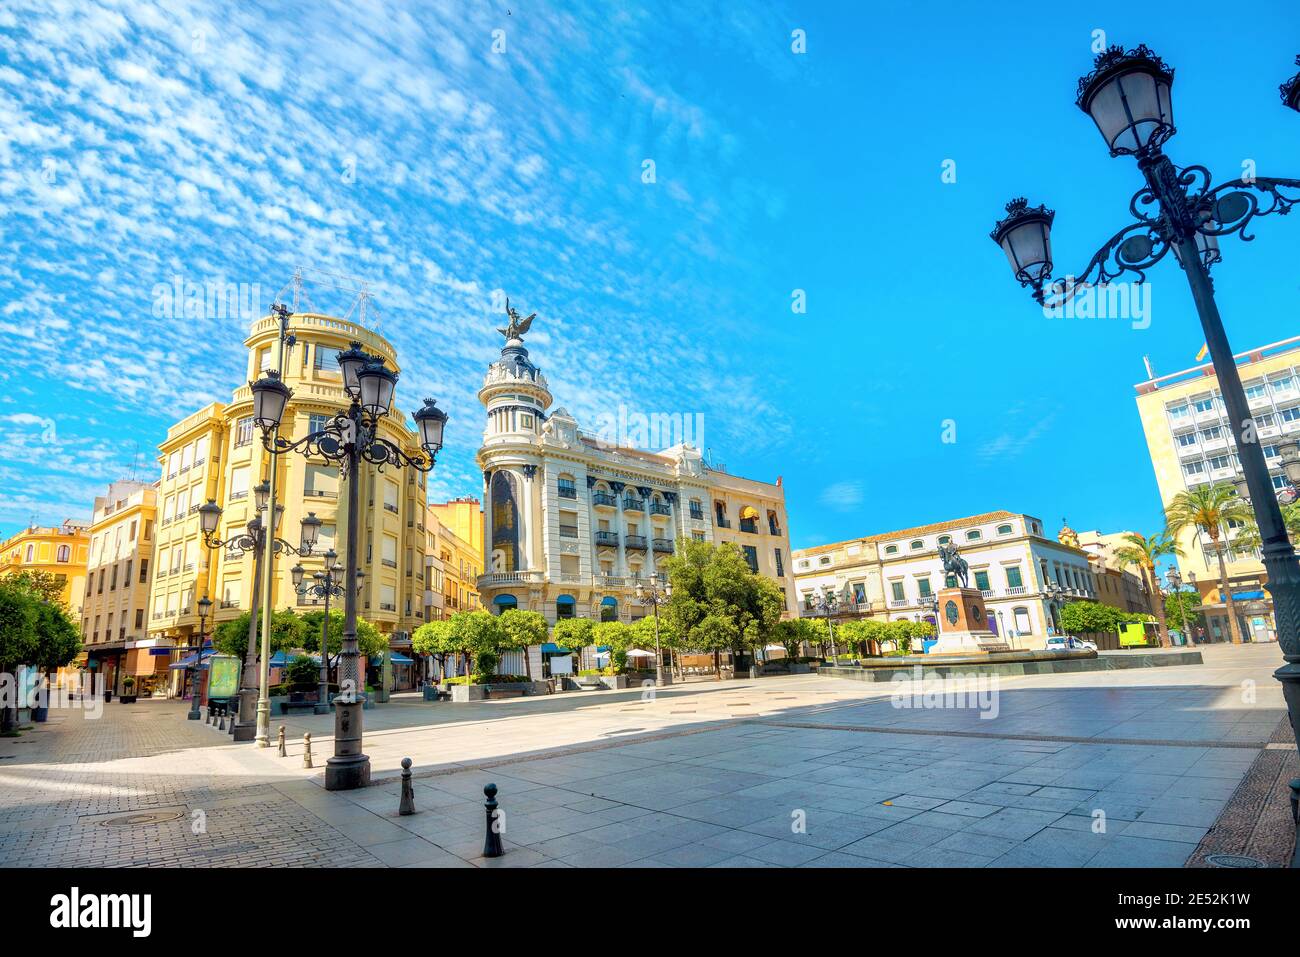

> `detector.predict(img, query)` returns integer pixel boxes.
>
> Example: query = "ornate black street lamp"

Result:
[252,342,447,790]
[1044,581,1068,636]
[634,575,672,687]
[187,595,211,720]
[197,487,320,741]
[810,586,839,662]
[991,46,1300,753]
[1166,567,1190,642]
[294,549,347,715]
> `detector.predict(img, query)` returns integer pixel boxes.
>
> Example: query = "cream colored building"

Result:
[0,520,90,618]
[148,313,430,680]
[1074,527,1154,616]
[793,511,1099,648]
[1134,335,1300,641]
[474,319,798,629]
[79,481,157,693]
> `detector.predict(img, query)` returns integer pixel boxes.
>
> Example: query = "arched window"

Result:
[938,535,951,545]
[600,596,618,622]
[557,473,577,499]
[555,595,576,620]
[493,594,518,613]
[966,530,982,541]
[1013,606,1032,634]
[767,509,781,535]
[884,545,899,555]
[25,544,34,563]
[910,540,924,550]
[997,524,1013,535]
[739,505,759,533]
[490,471,522,573]
[57,544,70,563]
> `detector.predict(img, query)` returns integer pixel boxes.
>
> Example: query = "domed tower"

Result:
[477,301,551,595]
[1057,518,1079,550]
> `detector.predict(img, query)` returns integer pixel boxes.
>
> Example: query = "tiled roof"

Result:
[794,510,1021,557]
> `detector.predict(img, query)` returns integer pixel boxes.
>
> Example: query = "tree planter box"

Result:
[451,681,550,702]
[598,675,627,690]
[118,695,138,704]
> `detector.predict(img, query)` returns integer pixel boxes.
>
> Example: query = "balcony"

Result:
[595,531,619,548]
[739,520,759,534]
[623,497,644,513]
[558,485,577,499]
[689,508,704,521]
[593,491,617,508]
[1006,585,1027,596]
[559,524,579,539]
[478,570,544,587]
[596,574,626,588]
[649,502,671,517]
[715,517,732,529]
[220,599,239,609]
[652,538,674,553]
[625,535,647,550]
[384,503,399,514]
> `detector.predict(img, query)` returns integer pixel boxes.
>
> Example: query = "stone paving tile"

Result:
[742,839,829,867]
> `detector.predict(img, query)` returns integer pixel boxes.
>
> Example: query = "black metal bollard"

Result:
[217,705,226,732]
[482,783,504,857]
[399,758,415,815]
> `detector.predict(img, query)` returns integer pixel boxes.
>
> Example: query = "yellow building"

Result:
[426,499,482,619]
[1134,335,1300,641]
[149,312,430,684]
[0,519,90,618]
[80,481,157,694]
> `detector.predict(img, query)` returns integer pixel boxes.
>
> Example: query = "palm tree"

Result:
[1229,500,1300,555]
[1113,531,1181,647]
[1164,483,1254,643]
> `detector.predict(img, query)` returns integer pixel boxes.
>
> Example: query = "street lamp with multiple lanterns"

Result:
[991,45,1300,754]
[634,576,672,687]
[292,550,350,715]
[809,586,840,662]
[197,483,321,741]
[249,341,447,790]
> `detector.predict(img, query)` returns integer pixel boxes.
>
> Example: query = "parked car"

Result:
[1045,635,1097,652]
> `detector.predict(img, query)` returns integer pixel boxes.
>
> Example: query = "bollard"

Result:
[302,732,313,769]
[217,707,226,732]
[399,758,415,816]
[277,725,287,757]
[228,708,236,736]
[482,783,504,857]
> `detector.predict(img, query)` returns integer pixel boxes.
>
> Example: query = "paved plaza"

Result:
[1,644,1294,868]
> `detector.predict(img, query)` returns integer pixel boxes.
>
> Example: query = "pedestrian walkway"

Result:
[0,643,1292,867]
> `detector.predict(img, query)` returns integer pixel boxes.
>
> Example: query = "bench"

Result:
[485,687,527,700]
[278,700,318,715]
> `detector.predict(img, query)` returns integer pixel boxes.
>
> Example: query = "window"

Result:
[1272,375,1296,392]
[382,534,398,567]
[689,500,704,520]
[557,476,577,499]
[884,545,898,555]
[1176,432,1199,448]
[1208,454,1233,470]
[965,530,982,541]
[937,535,951,545]
[741,545,758,573]
[819,555,831,565]
[1282,407,1300,422]
[305,464,339,498]
[917,578,932,598]
[194,435,208,466]
[1245,383,1268,400]
[996,524,1013,535]
[56,544,70,562]
[1013,606,1032,634]
[139,559,149,583]
[774,547,784,577]
[890,582,905,602]
[1193,397,1216,413]
[229,465,250,500]
[1183,460,1206,477]
[1006,566,1023,588]
[308,413,331,433]
[974,570,990,591]
[1168,404,1190,420]
[910,539,924,550]
[382,481,399,513]
[852,582,866,603]
[135,609,144,629]
[234,416,254,447]
[519,413,534,430]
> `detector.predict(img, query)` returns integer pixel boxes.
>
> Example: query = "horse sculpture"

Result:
[937,542,969,589]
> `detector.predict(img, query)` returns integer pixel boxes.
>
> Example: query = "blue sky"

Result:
[1,0,1298,551]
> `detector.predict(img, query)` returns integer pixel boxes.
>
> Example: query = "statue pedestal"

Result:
[928,587,1011,655]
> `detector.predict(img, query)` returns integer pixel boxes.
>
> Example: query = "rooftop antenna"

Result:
[1142,355,1155,379]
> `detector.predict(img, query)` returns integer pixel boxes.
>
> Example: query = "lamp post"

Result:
[1045,582,1068,636]
[811,586,839,662]
[294,550,346,714]
[991,46,1300,750]
[634,576,672,687]
[919,594,940,650]
[1167,568,1188,642]
[197,491,321,741]
[251,341,447,790]
[187,596,211,720]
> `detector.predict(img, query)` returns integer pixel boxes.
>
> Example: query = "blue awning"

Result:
[542,643,573,654]
[1232,590,1266,601]
[169,650,215,670]
[390,653,414,665]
